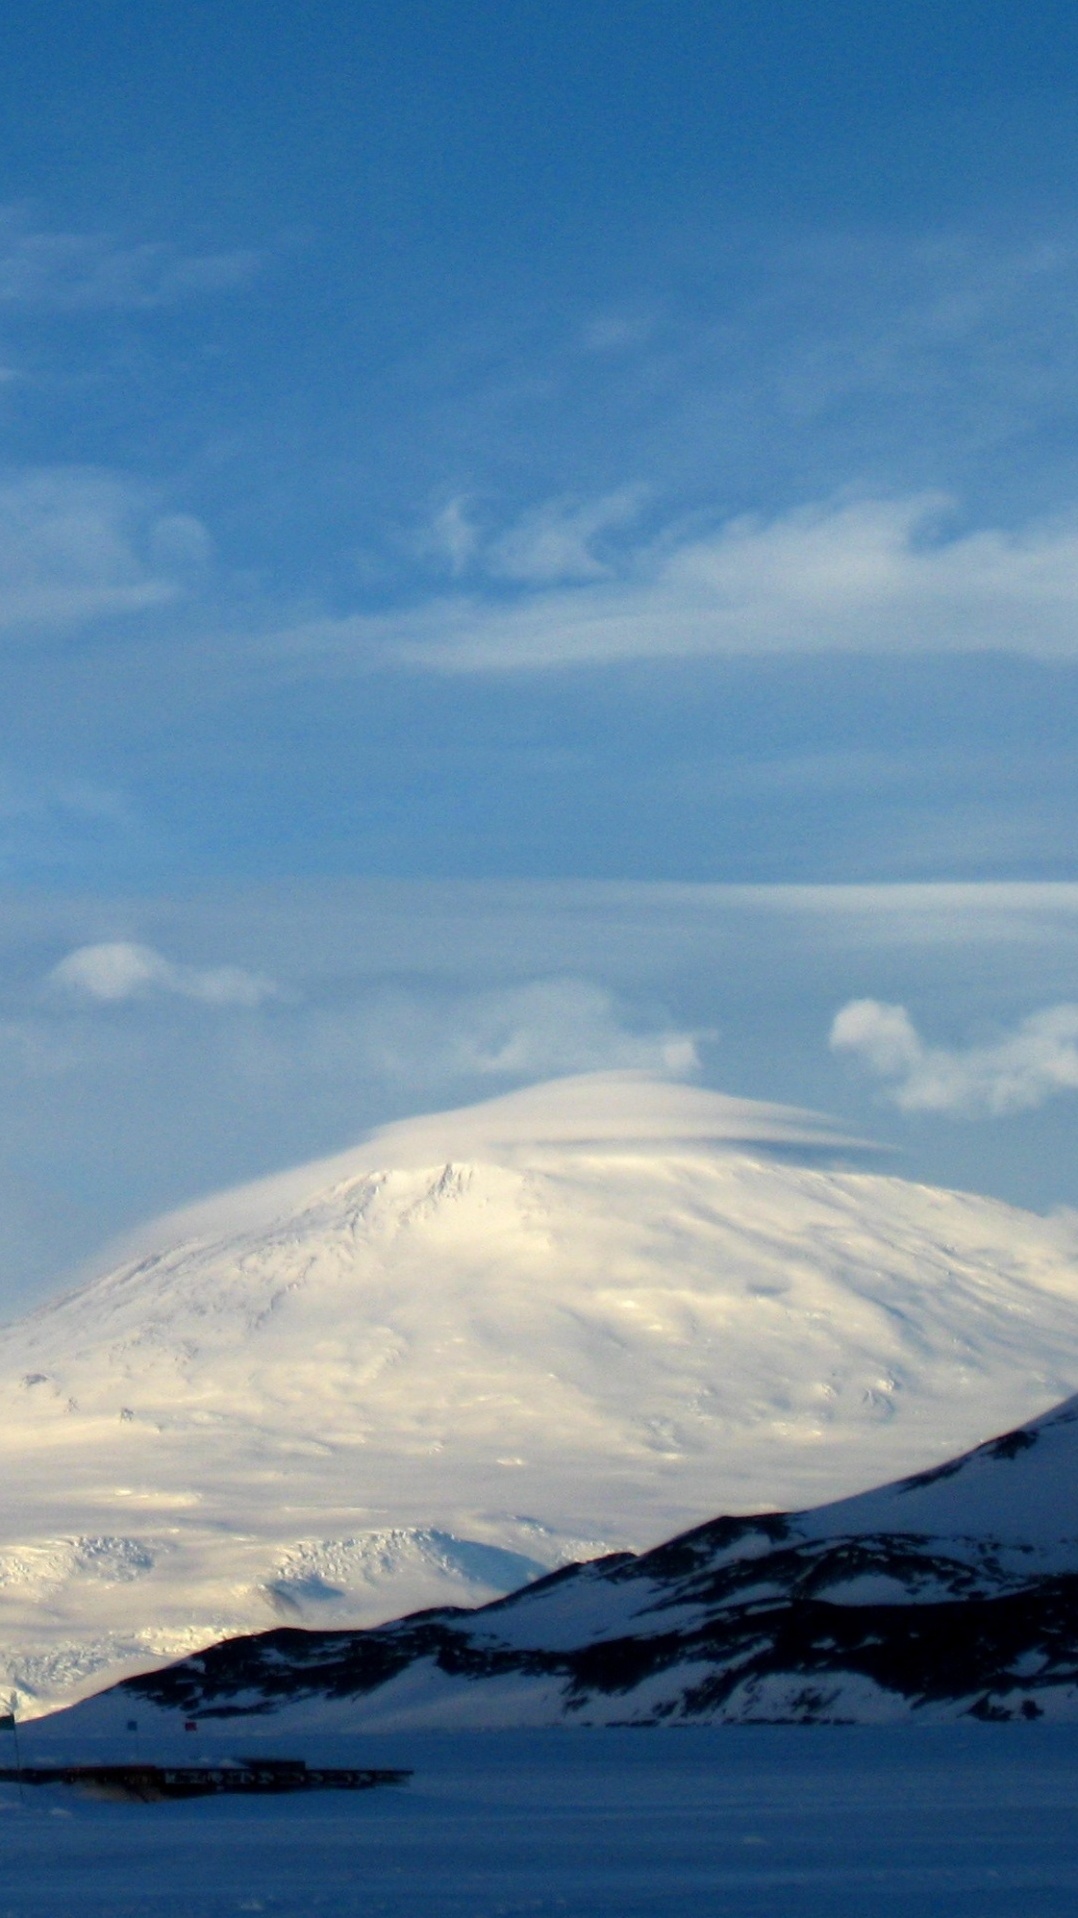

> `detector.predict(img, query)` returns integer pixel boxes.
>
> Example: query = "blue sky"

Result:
[3,4,1078,1301]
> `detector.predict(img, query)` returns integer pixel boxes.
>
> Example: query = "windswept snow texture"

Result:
[58,1392,1078,1731]
[6,1070,1078,1714]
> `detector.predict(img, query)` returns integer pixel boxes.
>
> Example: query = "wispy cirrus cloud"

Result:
[0,208,261,310]
[0,468,210,636]
[267,491,1078,673]
[483,486,648,585]
[830,997,1078,1116]
[421,486,647,585]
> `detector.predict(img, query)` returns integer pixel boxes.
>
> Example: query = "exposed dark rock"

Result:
[82,1401,1078,1727]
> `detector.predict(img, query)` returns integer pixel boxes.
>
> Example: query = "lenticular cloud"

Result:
[831,997,1078,1115]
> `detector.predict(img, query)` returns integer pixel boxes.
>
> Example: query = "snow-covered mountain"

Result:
[60,1392,1078,1731]
[5,1069,1078,1715]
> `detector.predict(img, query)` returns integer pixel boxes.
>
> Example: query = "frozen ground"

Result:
[2,1725,1078,1915]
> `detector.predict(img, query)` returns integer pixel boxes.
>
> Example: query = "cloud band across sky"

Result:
[14,479,1078,670]
[269,494,1078,673]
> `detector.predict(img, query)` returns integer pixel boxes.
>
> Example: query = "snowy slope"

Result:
[5,1069,1078,1714]
[62,1391,1078,1732]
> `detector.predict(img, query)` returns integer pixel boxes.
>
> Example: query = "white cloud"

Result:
[830,997,1078,1115]
[347,978,705,1089]
[0,470,208,634]
[486,487,647,585]
[420,487,646,585]
[9,880,1078,1304]
[443,978,701,1079]
[426,496,480,576]
[268,492,1078,671]
[49,943,276,1009]
[0,210,260,309]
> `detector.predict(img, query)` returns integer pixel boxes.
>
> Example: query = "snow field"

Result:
[6,1071,1078,1711]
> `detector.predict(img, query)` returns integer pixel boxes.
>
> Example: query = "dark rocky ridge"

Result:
[60,1392,1078,1727]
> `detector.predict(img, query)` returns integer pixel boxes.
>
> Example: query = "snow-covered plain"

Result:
[4,1725,1078,1917]
[6,1070,1078,1714]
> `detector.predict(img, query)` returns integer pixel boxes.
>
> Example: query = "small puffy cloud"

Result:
[830,997,1078,1116]
[830,1000,923,1078]
[49,943,276,1009]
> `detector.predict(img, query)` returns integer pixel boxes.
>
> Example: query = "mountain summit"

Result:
[3,1070,1078,1713]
